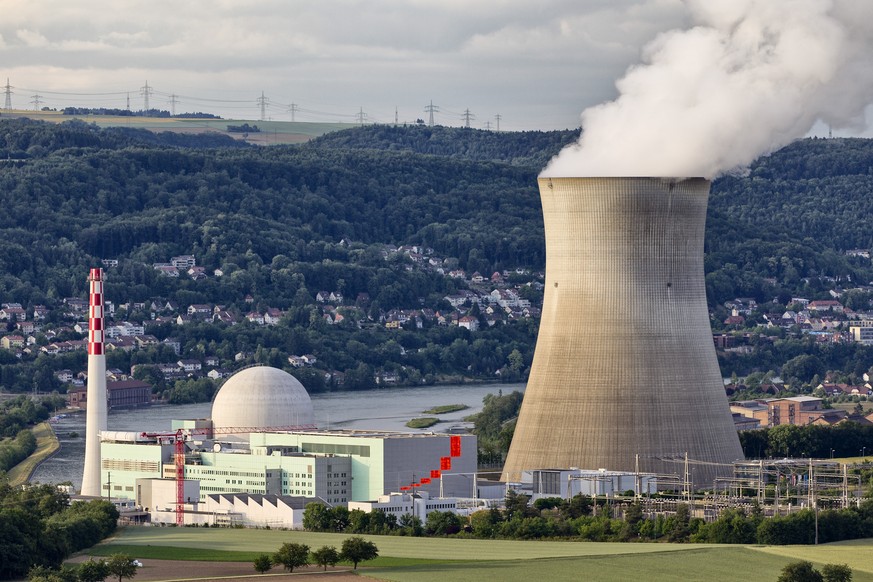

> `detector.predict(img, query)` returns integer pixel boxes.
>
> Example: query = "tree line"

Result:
[300,490,873,546]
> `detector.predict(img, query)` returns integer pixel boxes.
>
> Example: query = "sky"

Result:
[0,0,696,130]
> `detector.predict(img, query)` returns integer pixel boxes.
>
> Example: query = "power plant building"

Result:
[97,366,476,504]
[504,178,744,486]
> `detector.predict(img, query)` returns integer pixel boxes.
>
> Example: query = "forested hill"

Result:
[705,137,873,304]
[308,125,579,168]
[0,117,872,311]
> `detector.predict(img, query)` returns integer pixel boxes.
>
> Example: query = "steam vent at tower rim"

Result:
[503,177,744,486]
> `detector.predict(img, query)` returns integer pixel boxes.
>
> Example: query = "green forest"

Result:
[1,118,873,396]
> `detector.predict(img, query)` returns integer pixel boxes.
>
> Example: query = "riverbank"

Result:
[7,421,61,486]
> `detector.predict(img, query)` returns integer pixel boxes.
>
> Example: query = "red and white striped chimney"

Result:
[87,268,104,355]
[81,267,107,497]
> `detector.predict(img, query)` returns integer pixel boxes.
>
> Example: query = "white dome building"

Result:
[211,366,315,430]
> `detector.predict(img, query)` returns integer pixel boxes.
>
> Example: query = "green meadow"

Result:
[89,527,873,581]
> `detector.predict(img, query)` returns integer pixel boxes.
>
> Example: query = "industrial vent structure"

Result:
[503,177,744,487]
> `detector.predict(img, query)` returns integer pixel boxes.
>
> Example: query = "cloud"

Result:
[16,29,50,48]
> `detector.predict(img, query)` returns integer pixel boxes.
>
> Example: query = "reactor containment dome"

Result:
[211,366,315,430]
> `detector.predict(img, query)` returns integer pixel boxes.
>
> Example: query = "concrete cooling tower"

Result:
[503,177,743,487]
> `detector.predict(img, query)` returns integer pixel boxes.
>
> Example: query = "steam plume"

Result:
[542,0,873,179]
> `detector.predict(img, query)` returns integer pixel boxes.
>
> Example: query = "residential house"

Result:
[171,255,196,269]
[0,307,26,321]
[187,304,212,318]
[213,310,238,325]
[246,312,266,325]
[1,335,25,349]
[177,359,202,373]
[808,300,844,313]
[458,315,480,331]
[16,321,35,334]
[264,308,284,325]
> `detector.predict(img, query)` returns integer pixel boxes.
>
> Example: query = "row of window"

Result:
[102,459,159,472]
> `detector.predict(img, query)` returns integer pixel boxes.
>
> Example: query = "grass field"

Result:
[89,527,873,581]
[3,111,355,143]
[7,421,60,487]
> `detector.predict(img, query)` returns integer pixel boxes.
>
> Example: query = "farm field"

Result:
[2,111,355,143]
[87,527,873,582]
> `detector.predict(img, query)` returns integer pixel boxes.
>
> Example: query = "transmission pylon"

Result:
[257,91,268,121]
[355,106,367,125]
[30,93,43,111]
[484,120,492,131]
[168,94,178,116]
[140,81,153,113]
[494,114,502,132]
[289,103,298,122]
[462,108,475,128]
[425,100,439,127]
[3,79,12,111]
[126,92,130,111]
[395,106,398,126]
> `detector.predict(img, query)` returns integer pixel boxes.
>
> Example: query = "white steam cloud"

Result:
[542,0,873,179]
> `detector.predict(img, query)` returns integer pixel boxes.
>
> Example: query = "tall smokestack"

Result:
[81,268,107,497]
[503,177,743,486]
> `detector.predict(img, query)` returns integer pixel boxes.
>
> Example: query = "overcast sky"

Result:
[0,0,697,130]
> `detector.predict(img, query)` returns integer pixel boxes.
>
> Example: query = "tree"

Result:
[302,502,332,531]
[106,555,138,582]
[272,542,310,572]
[77,559,110,582]
[252,554,272,574]
[339,536,379,570]
[424,510,462,535]
[311,546,340,571]
[821,563,853,582]
[777,561,824,582]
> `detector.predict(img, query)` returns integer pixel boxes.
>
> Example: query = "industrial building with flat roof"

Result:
[96,365,476,506]
[101,427,475,504]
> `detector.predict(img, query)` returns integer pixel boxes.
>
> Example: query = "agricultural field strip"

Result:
[750,540,873,575]
[109,527,731,561]
[365,547,873,582]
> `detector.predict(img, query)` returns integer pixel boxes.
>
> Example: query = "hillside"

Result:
[1,118,873,395]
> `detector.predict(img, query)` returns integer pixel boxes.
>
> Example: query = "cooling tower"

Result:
[81,267,107,496]
[503,177,743,486]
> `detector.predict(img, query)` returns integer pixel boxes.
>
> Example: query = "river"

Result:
[31,382,524,488]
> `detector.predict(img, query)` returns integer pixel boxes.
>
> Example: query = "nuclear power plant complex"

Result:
[78,174,748,525]
[504,177,744,485]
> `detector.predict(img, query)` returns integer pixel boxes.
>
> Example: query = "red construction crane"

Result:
[139,424,316,525]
